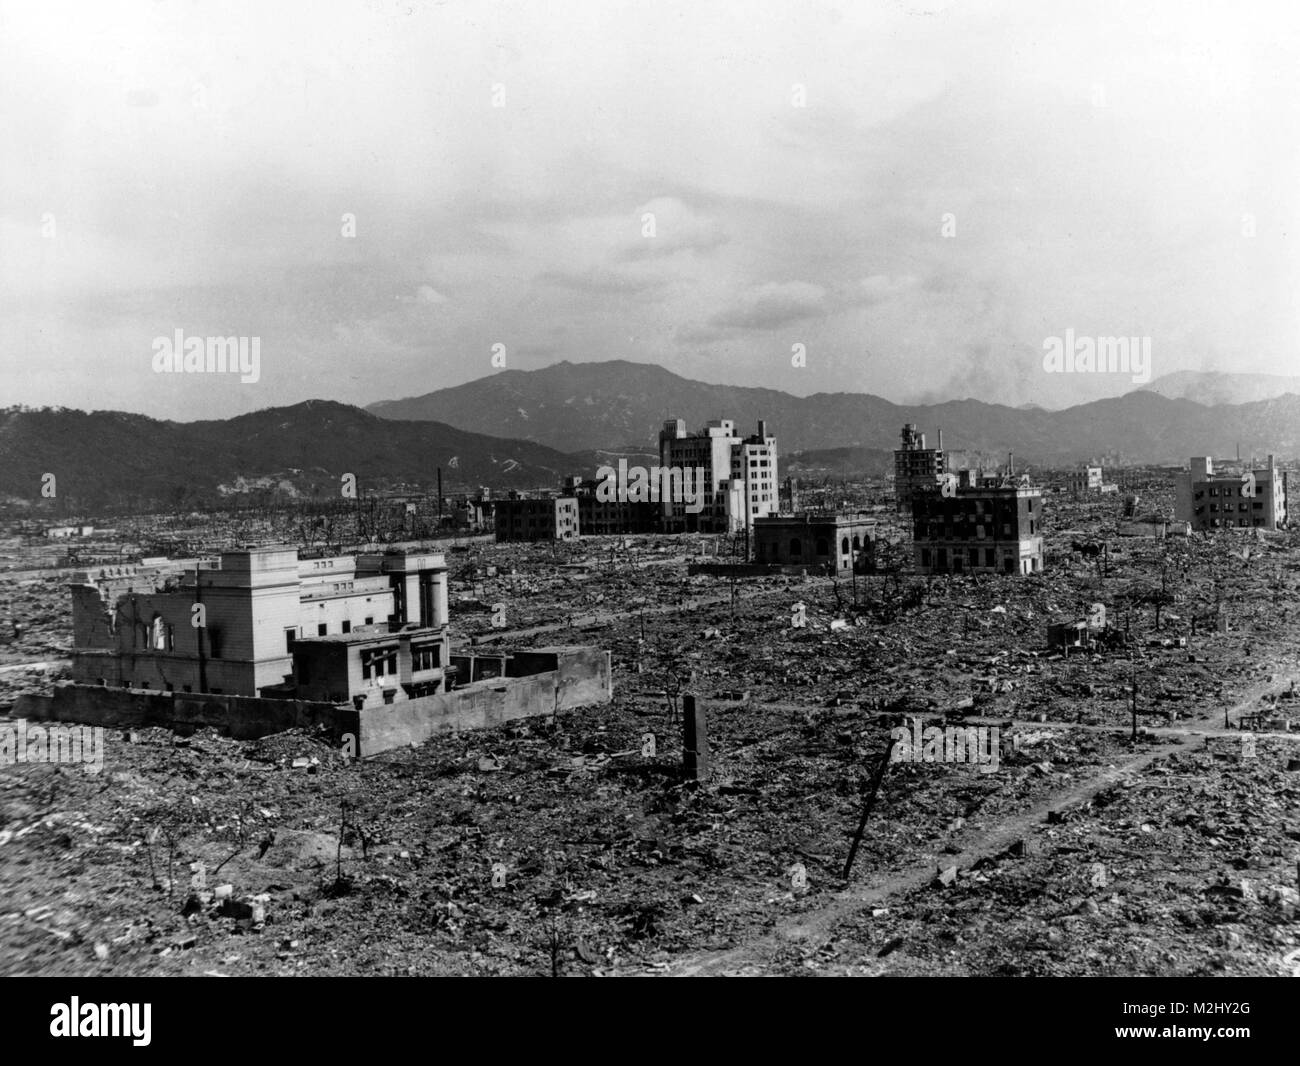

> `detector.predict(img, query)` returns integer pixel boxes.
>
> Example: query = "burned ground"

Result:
[1,496,1299,976]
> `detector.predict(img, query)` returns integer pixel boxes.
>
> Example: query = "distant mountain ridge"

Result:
[368,360,1300,466]
[0,401,612,511]
[1139,370,1300,406]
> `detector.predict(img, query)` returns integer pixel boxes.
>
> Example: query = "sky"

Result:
[1,0,1296,420]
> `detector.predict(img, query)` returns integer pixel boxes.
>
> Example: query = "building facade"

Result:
[1175,456,1288,531]
[894,424,946,512]
[912,473,1044,575]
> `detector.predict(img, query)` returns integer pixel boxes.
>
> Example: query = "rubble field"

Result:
[2,517,1299,976]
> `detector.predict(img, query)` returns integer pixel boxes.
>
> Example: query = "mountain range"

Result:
[4,364,1298,512]
[0,401,621,511]
[369,361,1300,466]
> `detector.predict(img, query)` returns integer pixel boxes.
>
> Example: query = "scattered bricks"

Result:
[291,757,311,769]
[214,884,234,901]
[173,933,197,951]
[936,865,958,887]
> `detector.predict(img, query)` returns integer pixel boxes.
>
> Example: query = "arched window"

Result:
[841,537,850,555]
[852,535,861,550]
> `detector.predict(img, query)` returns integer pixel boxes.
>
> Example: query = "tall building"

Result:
[1175,456,1288,531]
[912,470,1044,575]
[658,418,778,533]
[894,424,946,512]
[68,547,449,697]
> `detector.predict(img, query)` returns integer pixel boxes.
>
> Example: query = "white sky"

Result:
[1,0,1296,418]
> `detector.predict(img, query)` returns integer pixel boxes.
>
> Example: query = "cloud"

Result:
[533,268,667,295]
[704,281,828,332]
[855,274,919,304]
[618,197,728,260]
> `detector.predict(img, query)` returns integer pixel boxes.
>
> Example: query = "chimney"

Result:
[937,428,943,451]
[758,419,768,440]
[1008,452,1014,476]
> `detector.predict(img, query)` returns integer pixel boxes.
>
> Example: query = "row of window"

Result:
[285,617,375,649]
[1195,502,1264,513]
[1197,487,1266,498]
[920,524,1018,539]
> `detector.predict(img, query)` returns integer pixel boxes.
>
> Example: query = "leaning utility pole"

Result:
[844,735,900,880]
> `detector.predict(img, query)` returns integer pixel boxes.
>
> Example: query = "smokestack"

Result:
[758,419,768,440]
[1008,452,1014,477]
[437,467,443,518]
[937,428,943,451]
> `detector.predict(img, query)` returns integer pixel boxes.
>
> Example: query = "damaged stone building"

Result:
[52,546,613,755]
[894,423,946,513]
[751,512,876,574]
[493,495,579,542]
[1175,455,1288,531]
[69,547,450,699]
[912,471,1044,575]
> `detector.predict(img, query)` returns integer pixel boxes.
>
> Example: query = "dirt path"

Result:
[666,674,1298,977]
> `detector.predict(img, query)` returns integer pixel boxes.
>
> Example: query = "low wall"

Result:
[11,647,613,758]
[354,648,612,756]
[14,683,354,741]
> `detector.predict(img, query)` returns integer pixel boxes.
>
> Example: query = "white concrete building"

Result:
[658,418,779,533]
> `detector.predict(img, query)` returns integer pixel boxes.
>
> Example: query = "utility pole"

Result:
[195,572,208,695]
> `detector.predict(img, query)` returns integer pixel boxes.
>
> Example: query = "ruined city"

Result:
[3,406,1298,984]
[1,0,1295,1037]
